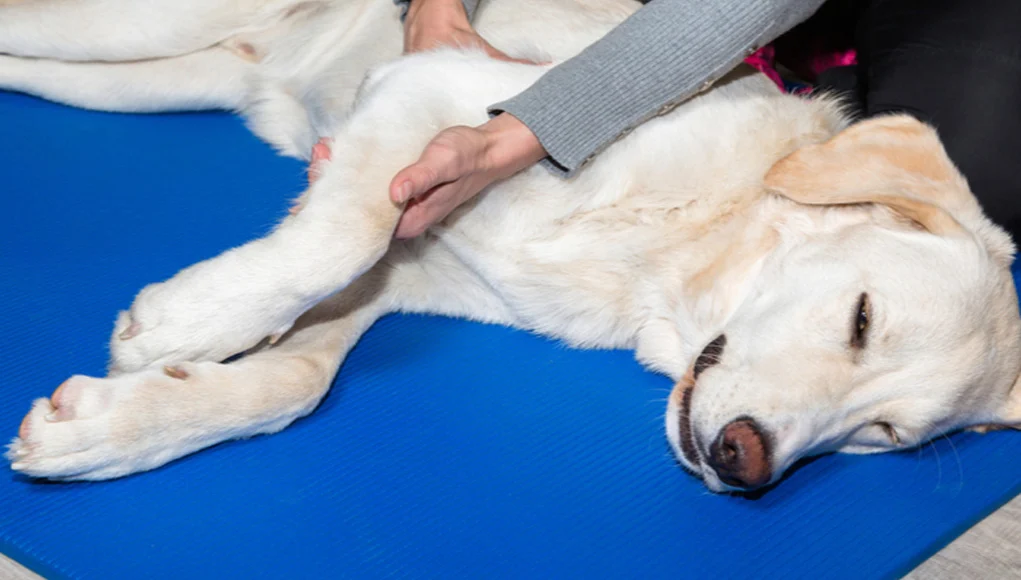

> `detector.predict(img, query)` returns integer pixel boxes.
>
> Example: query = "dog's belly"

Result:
[430,223,651,349]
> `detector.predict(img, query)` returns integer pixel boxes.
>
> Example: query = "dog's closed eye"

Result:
[850,292,870,350]
[849,421,902,448]
[874,421,900,445]
[693,334,726,379]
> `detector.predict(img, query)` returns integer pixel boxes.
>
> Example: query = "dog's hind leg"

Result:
[0,48,319,156]
[0,47,252,112]
[0,0,301,61]
[7,268,393,481]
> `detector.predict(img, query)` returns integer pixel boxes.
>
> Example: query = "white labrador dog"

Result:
[3,0,1020,492]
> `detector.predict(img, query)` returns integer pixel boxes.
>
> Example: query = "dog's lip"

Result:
[677,381,701,467]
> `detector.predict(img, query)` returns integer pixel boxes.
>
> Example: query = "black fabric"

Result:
[816,65,864,116]
[855,0,1021,241]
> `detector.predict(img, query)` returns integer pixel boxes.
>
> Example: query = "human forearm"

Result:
[490,0,828,176]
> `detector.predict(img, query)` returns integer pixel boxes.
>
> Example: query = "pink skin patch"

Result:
[308,138,333,183]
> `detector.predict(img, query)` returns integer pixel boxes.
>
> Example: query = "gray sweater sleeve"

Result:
[394,0,480,21]
[488,0,827,177]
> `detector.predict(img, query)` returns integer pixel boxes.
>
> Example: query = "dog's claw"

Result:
[119,322,141,340]
[7,441,28,459]
[163,365,189,380]
[267,321,295,345]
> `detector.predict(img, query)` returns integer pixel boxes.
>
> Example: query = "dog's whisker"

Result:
[939,433,964,492]
[929,439,944,492]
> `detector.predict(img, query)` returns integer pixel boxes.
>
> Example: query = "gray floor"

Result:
[906,494,1021,579]
[1,495,1018,579]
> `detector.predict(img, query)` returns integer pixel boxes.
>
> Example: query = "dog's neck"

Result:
[642,187,865,378]
[625,88,851,375]
[624,190,771,377]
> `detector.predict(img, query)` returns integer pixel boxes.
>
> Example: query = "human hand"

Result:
[388,112,546,238]
[304,114,546,238]
[403,0,540,64]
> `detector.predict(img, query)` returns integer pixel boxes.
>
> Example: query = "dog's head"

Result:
[667,115,1021,492]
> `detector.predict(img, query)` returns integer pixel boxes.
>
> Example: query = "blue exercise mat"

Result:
[1,91,1020,579]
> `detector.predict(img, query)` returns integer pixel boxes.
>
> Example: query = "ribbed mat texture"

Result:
[1,92,1020,579]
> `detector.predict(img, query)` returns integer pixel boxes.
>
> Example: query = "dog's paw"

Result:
[109,262,299,373]
[8,369,209,480]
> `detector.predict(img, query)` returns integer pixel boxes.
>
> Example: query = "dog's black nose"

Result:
[692,334,726,379]
[707,417,771,489]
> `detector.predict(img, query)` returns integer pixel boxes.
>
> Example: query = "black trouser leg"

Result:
[856,0,1021,241]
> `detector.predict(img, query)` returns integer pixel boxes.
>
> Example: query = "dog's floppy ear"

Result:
[764,115,1015,265]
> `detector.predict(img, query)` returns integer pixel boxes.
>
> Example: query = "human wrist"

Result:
[479,113,547,177]
[405,0,470,29]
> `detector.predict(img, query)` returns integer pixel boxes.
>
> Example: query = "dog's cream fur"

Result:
[2,0,1020,491]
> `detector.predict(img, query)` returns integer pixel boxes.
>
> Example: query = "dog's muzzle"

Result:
[681,334,774,490]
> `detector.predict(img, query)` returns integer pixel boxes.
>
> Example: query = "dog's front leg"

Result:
[110,154,404,374]
[10,271,392,481]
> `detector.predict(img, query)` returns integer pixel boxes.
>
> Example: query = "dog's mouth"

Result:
[666,368,706,480]
[677,383,700,466]
[671,334,727,475]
